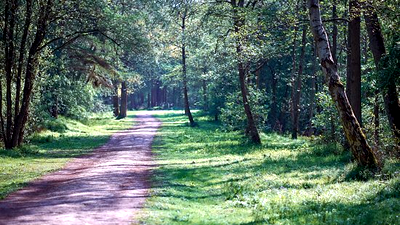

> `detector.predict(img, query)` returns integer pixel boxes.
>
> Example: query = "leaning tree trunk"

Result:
[308,0,380,168]
[233,1,261,144]
[346,0,362,126]
[119,81,127,118]
[363,1,400,145]
[181,14,195,127]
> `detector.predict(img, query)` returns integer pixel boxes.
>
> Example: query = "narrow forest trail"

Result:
[0,112,160,225]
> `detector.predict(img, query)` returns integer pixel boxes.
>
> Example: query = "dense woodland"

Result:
[1,0,399,170]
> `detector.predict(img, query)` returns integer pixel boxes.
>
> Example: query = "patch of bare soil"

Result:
[0,112,160,225]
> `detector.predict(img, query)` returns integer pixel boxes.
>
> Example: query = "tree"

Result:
[363,0,400,145]
[180,7,196,126]
[307,0,380,168]
[291,1,307,139]
[346,0,362,126]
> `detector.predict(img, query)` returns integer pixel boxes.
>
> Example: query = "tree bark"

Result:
[10,0,53,148]
[267,65,278,129]
[346,0,362,126]
[307,44,317,136]
[15,0,32,123]
[119,81,127,118]
[181,14,195,127]
[363,1,400,145]
[4,0,18,148]
[290,3,299,139]
[292,20,307,139]
[232,0,261,144]
[202,79,208,111]
[113,81,119,117]
[374,92,380,148]
[308,0,380,168]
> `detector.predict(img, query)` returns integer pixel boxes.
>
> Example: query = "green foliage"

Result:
[379,39,400,89]
[313,88,342,143]
[220,87,269,131]
[141,111,400,225]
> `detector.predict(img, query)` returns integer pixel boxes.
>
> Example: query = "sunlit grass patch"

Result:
[141,111,400,225]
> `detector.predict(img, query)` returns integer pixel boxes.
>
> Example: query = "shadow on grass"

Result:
[0,134,111,160]
[141,112,400,225]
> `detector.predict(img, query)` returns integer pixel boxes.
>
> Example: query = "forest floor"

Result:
[0,111,160,225]
[0,110,399,225]
[140,111,400,225]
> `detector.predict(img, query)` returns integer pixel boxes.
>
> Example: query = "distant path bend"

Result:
[0,112,160,225]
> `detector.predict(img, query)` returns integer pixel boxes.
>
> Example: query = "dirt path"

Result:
[0,112,160,225]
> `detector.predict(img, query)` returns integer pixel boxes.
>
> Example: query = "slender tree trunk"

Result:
[329,0,339,140]
[290,5,299,139]
[202,79,208,111]
[307,44,317,136]
[112,81,119,117]
[332,0,338,63]
[374,92,380,148]
[147,91,150,108]
[233,0,261,144]
[4,0,18,149]
[10,0,53,148]
[346,0,362,126]
[292,20,307,139]
[15,0,32,123]
[308,0,380,168]
[119,81,127,118]
[181,14,195,126]
[363,1,400,145]
[268,65,278,129]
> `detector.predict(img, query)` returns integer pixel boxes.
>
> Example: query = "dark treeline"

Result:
[1,0,399,169]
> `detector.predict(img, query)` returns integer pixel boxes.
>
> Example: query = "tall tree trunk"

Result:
[290,4,299,139]
[268,65,278,129]
[329,0,338,140]
[307,44,317,136]
[4,0,18,149]
[308,0,380,168]
[233,0,261,144]
[374,92,380,148]
[112,81,119,117]
[181,14,195,126]
[10,0,53,148]
[332,0,338,63]
[119,81,127,118]
[147,91,150,108]
[15,0,32,124]
[363,1,400,145]
[346,0,362,125]
[202,79,208,111]
[292,20,307,139]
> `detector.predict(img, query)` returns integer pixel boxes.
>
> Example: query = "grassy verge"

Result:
[0,112,135,199]
[141,111,400,225]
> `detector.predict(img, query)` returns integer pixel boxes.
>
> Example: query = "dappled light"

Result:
[0,0,399,224]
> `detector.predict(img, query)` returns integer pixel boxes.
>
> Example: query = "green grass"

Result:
[0,112,135,199]
[141,111,400,225]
